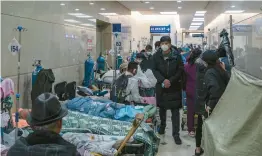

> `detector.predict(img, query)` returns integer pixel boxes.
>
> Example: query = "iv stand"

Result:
[13,26,27,140]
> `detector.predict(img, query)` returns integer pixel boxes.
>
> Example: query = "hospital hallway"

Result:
[157,111,196,156]
[1,1,262,156]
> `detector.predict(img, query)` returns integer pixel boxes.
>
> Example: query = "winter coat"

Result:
[195,58,208,115]
[31,69,55,103]
[152,46,184,109]
[140,54,153,72]
[184,63,196,99]
[7,130,79,156]
[204,66,230,110]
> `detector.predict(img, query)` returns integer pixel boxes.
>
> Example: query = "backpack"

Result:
[115,74,132,103]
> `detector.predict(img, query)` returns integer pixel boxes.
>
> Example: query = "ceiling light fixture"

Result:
[177,1,182,3]
[68,13,85,16]
[76,15,92,18]
[190,26,200,28]
[195,13,205,16]
[81,23,94,27]
[99,13,118,16]
[160,12,177,15]
[64,19,80,23]
[196,11,207,14]
[100,8,106,11]
[89,2,94,5]
[60,3,65,6]
[191,22,203,26]
[178,6,182,9]
[150,7,154,10]
[145,1,150,4]
[75,8,79,11]
[225,10,244,13]
[88,19,96,23]
[231,5,235,8]
[192,18,204,21]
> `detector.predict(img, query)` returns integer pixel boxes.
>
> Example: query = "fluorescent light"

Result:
[89,2,94,5]
[178,6,182,9]
[145,1,150,4]
[75,8,79,11]
[160,12,177,15]
[68,13,85,16]
[195,13,205,16]
[80,23,94,27]
[191,22,203,26]
[150,7,154,10]
[231,5,235,8]
[99,13,118,16]
[190,26,200,28]
[177,1,182,3]
[196,11,207,14]
[225,10,244,13]
[60,3,65,6]
[88,19,96,23]
[64,19,80,23]
[100,8,106,11]
[192,18,204,22]
[76,15,92,18]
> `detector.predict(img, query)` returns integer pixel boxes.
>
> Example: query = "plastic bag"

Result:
[133,66,155,88]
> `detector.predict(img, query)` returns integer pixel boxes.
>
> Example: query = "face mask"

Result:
[136,59,142,63]
[146,52,152,55]
[161,45,169,52]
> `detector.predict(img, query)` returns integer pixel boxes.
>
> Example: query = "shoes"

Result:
[159,134,167,145]
[188,131,195,137]
[195,148,204,156]
[173,135,182,145]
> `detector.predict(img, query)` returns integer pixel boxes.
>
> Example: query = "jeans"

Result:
[158,107,180,136]
[195,115,203,147]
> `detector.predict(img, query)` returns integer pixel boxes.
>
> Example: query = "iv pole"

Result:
[13,26,27,140]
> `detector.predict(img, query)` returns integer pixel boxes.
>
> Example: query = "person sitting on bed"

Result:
[7,93,79,156]
[115,62,142,104]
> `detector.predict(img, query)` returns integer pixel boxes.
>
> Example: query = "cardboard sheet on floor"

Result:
[203,68,262,156]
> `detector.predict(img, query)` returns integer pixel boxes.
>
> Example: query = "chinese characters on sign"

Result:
[150,25,171,33]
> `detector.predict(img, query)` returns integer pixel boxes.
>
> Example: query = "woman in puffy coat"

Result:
[194,50,230,156]
[184,48,202,137]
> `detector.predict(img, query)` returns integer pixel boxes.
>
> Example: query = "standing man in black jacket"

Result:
[152,36,184,145]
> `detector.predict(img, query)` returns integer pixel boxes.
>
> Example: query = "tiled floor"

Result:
[157,111,196,156]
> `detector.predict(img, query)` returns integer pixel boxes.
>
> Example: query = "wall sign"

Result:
[112,24,122,55]
[150,25,171,33]
[8,37,21,55]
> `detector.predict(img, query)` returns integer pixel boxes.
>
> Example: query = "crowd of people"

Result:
[6,36,231,156]
[115,36,231,155]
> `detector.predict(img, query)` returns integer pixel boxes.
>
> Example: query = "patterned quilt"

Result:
[63,110,160,156]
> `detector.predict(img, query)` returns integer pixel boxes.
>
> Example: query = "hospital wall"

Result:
[0,1,130,108]
[130,12,179,51]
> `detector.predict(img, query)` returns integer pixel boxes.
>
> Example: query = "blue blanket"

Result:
[65,97,144,122]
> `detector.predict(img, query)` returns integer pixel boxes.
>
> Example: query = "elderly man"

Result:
[7,93,79,156]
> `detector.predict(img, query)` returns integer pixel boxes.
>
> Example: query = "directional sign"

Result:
[8,38,21,55]
[150,25,171,33]
[192,34,204,38]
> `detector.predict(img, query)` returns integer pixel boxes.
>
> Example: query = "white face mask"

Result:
[161,45,169,52]
[146,52,152,55]
[135,59,142,63]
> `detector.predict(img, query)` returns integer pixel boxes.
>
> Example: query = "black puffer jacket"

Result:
[204,66,230,110]
[140,54,153,72]
[152,46,184,109]
[195,57,207,115]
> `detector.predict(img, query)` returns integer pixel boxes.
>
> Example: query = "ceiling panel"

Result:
[118,1,262,30]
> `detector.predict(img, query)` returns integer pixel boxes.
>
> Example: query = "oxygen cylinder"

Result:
[32,60,42,86]
[83,54,95,87]
[116,54,123,70]
[97,54,105,71]
[131,52,136,62]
